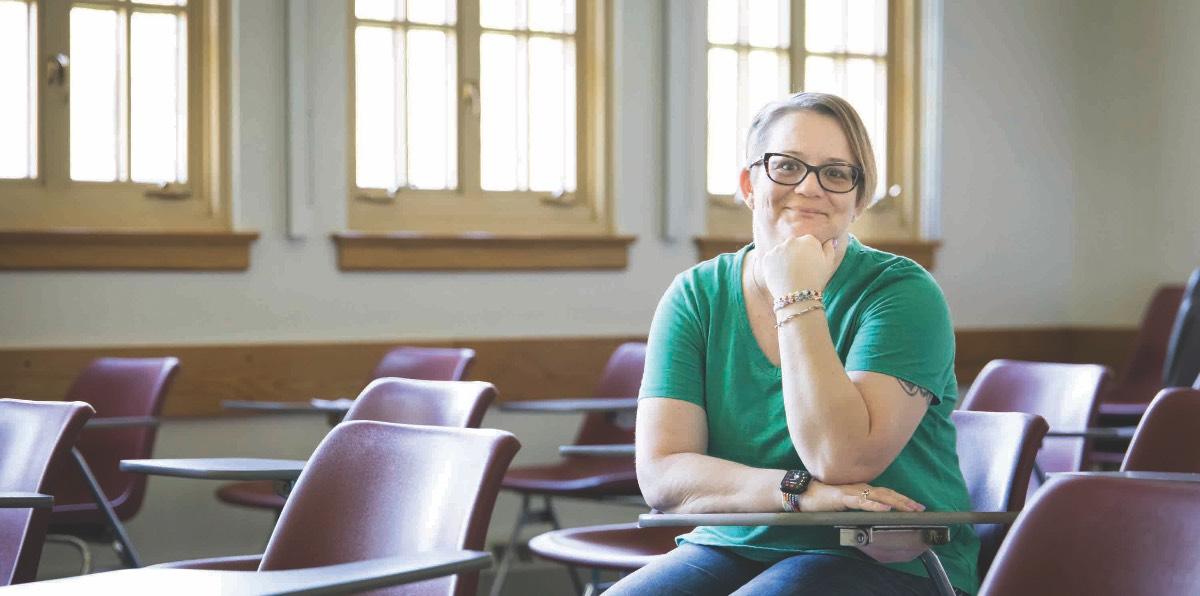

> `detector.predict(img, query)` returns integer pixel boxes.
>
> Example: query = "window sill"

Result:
[333,232,637,271]
[694,236,942,270]
[0,229,259,271]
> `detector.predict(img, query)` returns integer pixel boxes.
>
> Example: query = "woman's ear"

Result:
[739,168,755,209]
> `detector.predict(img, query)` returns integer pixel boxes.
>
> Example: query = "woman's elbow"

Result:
[803,453,888,485]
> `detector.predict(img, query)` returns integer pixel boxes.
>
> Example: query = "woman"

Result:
[609,92,978,595]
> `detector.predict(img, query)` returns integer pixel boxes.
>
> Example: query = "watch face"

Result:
[781,470,811,494]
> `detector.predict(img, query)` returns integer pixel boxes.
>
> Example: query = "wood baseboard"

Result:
[0,327,1137,417]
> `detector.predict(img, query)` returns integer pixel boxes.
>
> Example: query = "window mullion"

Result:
[40,0,71,188]
[459,0,481,194]
[791,0,804,91]
[122,3,131,181]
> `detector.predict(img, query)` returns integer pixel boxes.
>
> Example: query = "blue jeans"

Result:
[605,543,953,596]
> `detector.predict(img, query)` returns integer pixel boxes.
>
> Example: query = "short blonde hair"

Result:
[744,92,877,208]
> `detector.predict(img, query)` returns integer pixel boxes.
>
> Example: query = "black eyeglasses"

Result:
[749,152,862,194]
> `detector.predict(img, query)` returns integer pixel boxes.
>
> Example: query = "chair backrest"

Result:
[260,421,520,596]
[1164,268,1200,388]
[369,347,476,382]
[1105,285,1185,404]
[960,359,1110,477]
[0,399,93,585]
[952,410,1049,579]
[1120,387,1200,473]
[979,475,1200,596]
[344,377,496,428]
[47,357,179,524]
[573,342,645,446]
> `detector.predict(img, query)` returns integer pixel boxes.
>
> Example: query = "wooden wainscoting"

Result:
[0,328,1136,417]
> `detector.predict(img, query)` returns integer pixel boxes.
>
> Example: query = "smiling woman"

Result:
[614,92,977,595]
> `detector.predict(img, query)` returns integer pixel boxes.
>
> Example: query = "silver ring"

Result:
[861,488,871,500]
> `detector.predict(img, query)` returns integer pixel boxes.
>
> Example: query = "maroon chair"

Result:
[216,347,477,513]
[0,399,94,585]
[1100,285,1185,414]
[217,377,495,512]
[526,410,1048,590]
[960,359,1110,492]
[979,475,1200,595]
[1119,387,1200,473]
[44,357,179,567]
[157,421,521,596]
[490,342,644,596]
[1163,268,1200,389]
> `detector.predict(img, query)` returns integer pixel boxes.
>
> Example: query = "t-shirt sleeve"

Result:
[639,273,706,407]
[844,266,955,405]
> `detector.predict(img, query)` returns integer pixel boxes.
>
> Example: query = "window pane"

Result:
[707,0,736,45]
[805,0,845,53]
[706,47,737,195]
[480,33,519,191]
[480,0,516,29]
[527,36,574,192]
[70,7,123,182]
[527,0,573,33]
[356,0,398,21]
[406,0,454,25]
[846,0,887,55]
[405,28,456,190]
[355,26,399,189]
[747,0,788,49]
[0,0,35,179]
[131,11,187,184]
[844,58,887,197]
[747,50,788,125]
[803,55,839,94]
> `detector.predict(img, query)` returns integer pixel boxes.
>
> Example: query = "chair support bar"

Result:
[838,525,954,596]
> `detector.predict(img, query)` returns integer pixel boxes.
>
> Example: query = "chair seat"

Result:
[215,480,286,510]
[528,523,686,571]
[501,458,639,496]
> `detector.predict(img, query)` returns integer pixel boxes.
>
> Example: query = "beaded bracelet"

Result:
[775,304,825,328]
[773,289,823,312]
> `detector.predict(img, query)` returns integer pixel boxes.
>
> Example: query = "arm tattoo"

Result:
[897,378,936,405]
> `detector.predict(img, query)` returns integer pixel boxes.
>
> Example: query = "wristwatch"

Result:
[780,469,812,512]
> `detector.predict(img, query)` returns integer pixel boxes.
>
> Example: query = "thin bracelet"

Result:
[775,304,825,328]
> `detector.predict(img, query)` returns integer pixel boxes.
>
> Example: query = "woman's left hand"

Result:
[760,234,839,298]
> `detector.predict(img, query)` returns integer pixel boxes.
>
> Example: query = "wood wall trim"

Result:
[693,236,941,270]
[0,328,1136,418]
[0,229,259,271]
[333,232,636,270]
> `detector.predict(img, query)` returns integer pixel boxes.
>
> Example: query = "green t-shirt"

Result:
[640,236,980,594]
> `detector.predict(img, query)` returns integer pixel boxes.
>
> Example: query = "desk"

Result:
[639,511,1017,596]
[120,458,306,501]
[498,397,638,414]
[559,444,635,458]
[2,550,490,595]
[1097,402,1149,419]
[84,416,161,430]
[1045,426,1136,440]
[0,493,53,509]
[1051,471,1200,483]
[222,399,354,414]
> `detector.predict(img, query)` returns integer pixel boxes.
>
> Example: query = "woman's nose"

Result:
[794,171,823,196]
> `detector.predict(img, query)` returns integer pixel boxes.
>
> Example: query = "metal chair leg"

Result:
[44,534,93,575]
[489,494,532,596]
[918,549,956,596]
[71,448,142,568]
[539,495,586,595]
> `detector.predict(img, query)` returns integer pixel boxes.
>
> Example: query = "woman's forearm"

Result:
[638,452,784,514]
[776,310,877,482]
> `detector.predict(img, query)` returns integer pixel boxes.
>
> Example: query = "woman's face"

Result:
[740,111,864,249]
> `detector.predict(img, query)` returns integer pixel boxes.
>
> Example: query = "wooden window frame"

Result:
[699,0,932,265]
[339,0,630,270]
[0,0,254,270]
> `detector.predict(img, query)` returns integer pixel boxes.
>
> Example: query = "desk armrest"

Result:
[499,397,638,414]
[84,416,160,430]
[151,554,262,571]
[1046,426,1136,439]
[559,444,635,457]
[0,492,53,509]
[250,550,492,594]
[638,511,1018,527]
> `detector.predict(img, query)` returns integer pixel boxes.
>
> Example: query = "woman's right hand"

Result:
[798,480,926,513]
